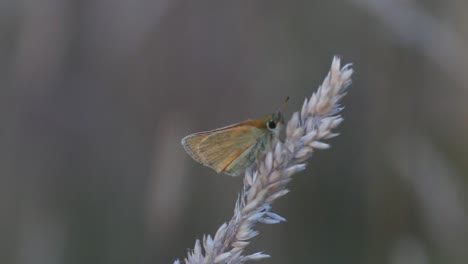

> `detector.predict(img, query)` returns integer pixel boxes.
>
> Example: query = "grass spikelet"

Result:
[175,56,353,263]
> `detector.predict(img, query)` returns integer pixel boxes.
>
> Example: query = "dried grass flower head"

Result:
[176,56,353,264]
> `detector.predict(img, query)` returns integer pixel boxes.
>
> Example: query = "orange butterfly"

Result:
[181,111,283,176]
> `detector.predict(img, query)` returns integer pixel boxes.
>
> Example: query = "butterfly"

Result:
[181,111,283,176]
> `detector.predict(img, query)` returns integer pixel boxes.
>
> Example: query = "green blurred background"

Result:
[1,0,467,263]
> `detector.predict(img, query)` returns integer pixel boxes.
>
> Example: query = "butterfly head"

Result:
[265,110,284,136]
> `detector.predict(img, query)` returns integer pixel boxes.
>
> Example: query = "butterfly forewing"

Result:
[181,133,210,164]
[182,123,267,176]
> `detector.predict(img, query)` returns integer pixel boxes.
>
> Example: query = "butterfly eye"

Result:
[267,120,276,129]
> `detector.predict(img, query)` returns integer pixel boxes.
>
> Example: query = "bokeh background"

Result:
[1,0,467,263]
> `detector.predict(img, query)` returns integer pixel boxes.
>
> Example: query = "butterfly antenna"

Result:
[276,96,290,113]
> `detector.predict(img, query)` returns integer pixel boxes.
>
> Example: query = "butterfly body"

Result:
[181,112,283,176]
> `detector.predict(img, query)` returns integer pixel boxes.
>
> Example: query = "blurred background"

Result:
[1,0,467,263]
